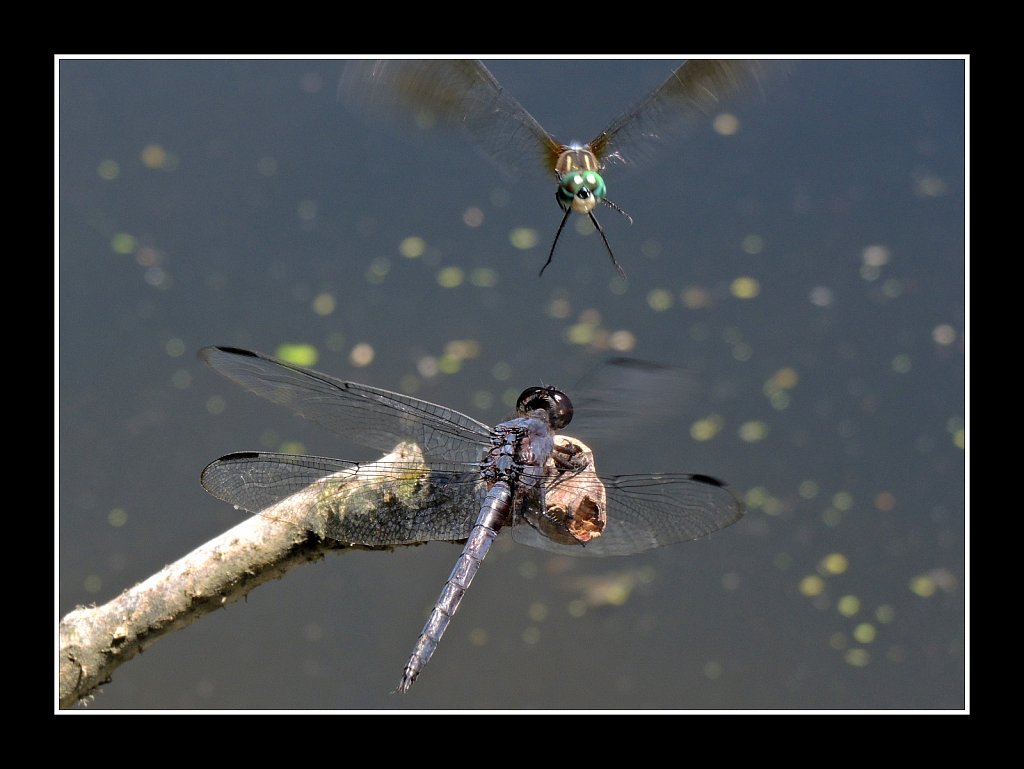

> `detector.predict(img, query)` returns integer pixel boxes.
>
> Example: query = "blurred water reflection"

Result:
[58,57,966,710]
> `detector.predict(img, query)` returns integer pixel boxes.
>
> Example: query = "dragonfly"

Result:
[199,346,744,691]
[339,59,764,277]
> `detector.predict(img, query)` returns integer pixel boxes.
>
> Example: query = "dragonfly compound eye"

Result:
[516,386,574,429]
[558,171,605,214]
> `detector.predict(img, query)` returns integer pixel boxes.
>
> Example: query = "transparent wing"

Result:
[512,472,744,557]
[339,59,563,180]
[203,452,742,556]
[566,357,701,444]
[201,451,484,544]
[200,346,492,465]
[588,59,768,168]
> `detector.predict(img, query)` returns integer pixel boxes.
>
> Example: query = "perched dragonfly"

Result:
[199,346,744,691]
[339,59,764,277]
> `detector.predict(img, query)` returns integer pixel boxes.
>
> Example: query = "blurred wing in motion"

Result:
[589,59,769,169]
[339,59,562,181]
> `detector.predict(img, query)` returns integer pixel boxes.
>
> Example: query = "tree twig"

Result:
[58,444,425,708]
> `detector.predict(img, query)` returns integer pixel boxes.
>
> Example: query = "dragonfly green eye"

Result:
[558,170,606,214]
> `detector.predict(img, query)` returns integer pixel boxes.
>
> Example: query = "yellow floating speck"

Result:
[832,492,854,511]
[853,623,876,644]
[741,235,763,254]
[713,113,740,136]
[566,323,596,345]
[862,246,890,266]
[738,421,768,442]
[416,356,439,378]
[809,286,834,307]
[730,276,760,299]
[445,339,480,359]
[837,595,860,617]
[799,575,825,597]
[521,626,541,645]
[953,429,965,449]
[767,367,799,390]
[107,508,128,527]
[437,266,464,288]
[111,233,137,255]
[171,369,192,389]
[366,257,391,284]
[399,236,426,258]
[881,278,903,298]
[915,174,947,197]
[84,575,103,594]
[141,144,168,169]
[275,343,318,367]
[165,338,186,357]
[909,575,937,598]
[745,487,768,508]
[932,324,957,345]
[528,602,548,622]
[547,297,571,319]
[206,395,226,415]
[509,228,538,250]
[820,553,849,576]
[822,508,842,527]
[892,354,912,374]
[468,627,488,646]
[463,207,484,227]
[312,292,336,316]
[97,159,120,180]
[647,288,674,311]
[349,343,374,367]
[690,415,723,441]
[844,648,870,667]
[876,605,896,623]
[609,330,636,352]
[438,354,462,374]
[703,661,723,680]
[470,267,498,287]
[278,440,305,456]
[798,481,819,499]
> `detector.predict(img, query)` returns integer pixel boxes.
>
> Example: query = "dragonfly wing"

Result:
[589,59,768,168]
[512,472,744,557]
[339,59,564,180]
[200,346,492,464]
[202,451,483,545]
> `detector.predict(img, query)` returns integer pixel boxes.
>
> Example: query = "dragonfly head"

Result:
[557,170,606,215]
[516,386,573,430]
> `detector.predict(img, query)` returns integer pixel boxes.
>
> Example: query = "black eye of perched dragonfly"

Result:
[200,346,744,691]
[339,59,767,278]
[515,385,574,430]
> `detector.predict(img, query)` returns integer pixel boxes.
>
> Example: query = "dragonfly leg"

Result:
[550,439,585,471]
[540,205,573,277]
[587,210,627,279]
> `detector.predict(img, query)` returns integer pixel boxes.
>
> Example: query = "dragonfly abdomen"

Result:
[397,482,512,692]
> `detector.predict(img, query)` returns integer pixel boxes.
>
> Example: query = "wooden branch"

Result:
[58,444,425,708]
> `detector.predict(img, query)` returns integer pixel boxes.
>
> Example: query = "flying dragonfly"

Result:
[199,346,744,691]
[339,59,765,277]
